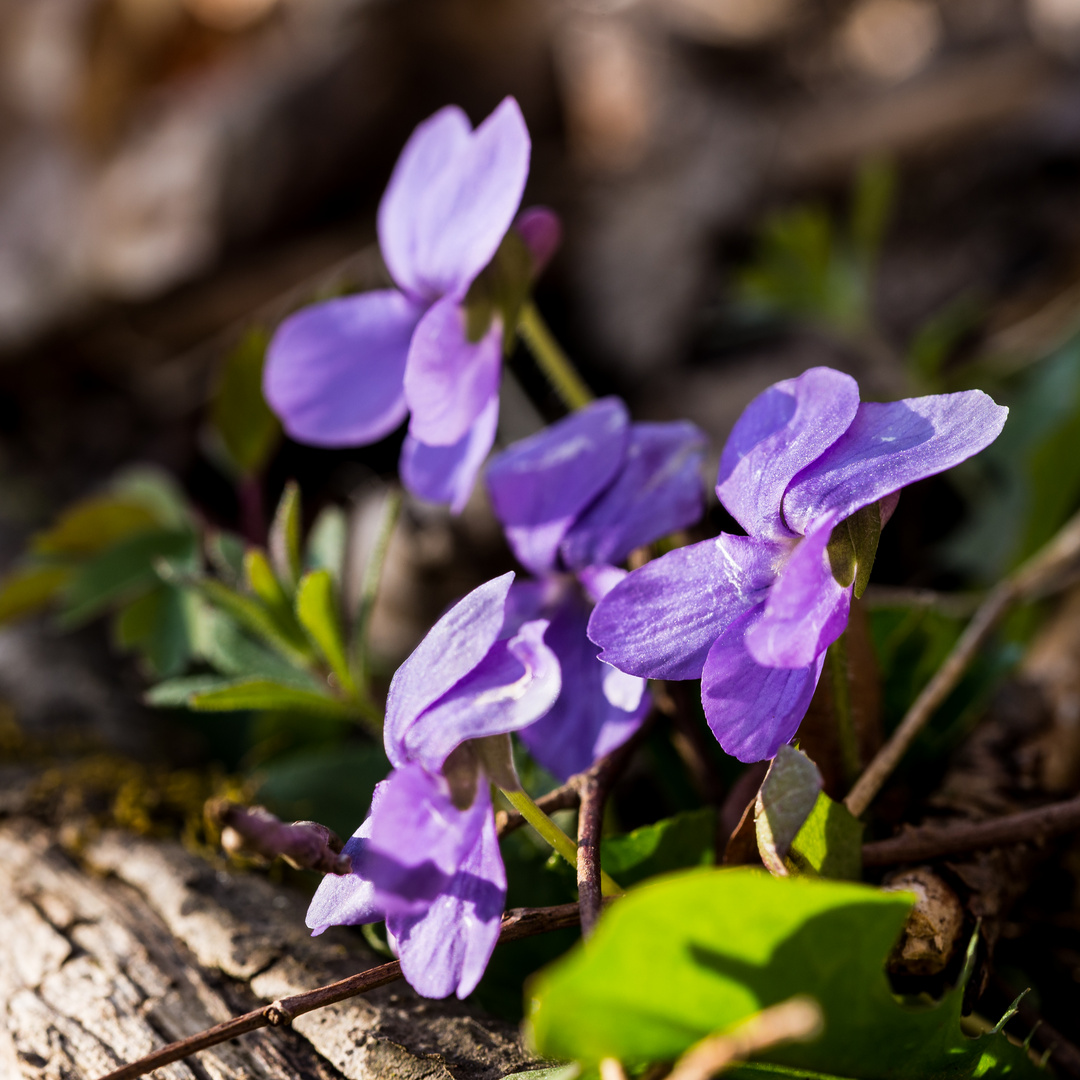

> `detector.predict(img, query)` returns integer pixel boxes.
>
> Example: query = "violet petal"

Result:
[404,297,503,447]
[399,392,499,513]
[587,534,782,681]
[744,515,852,670]
[486,398,629,575]
[389,789,505,999]
[783,390,1008,534]
[361,763,487,918]
[305,782,387,935]
[559,420,707,571]
[263,290,422,447]
[384,573,514,767]
[379,98,530,302]
[701,611,827,762]
[404,618,561,773]
[517,592,647,781]
[716,367,860,540]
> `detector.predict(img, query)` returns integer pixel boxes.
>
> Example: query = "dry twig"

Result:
[94,901,584,1080]
[846,507,1080,818]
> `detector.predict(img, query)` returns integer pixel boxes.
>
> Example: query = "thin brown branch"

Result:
[862,795,1080,866]
[93,901,584,1080]
[575,714,655,937]
[846,506,1080,818]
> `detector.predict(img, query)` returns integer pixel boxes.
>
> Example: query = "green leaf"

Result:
[0,565,72,622]
[296,569,354,693]
[787,793,863,881]
[189,677,349,716]
[59,529,197,626]
[190,604,318,687]
[756,747,822,876]
[188,577,313,668]
[206,530,246,586]
[146,674,241,707]
[501,1068,580,1080]
[269,481,302,589]
[210,327,281,477]
[527,868,1041,1078]
[245,548,290,609]
[32,497,160,557]
[109,466,194,530]
[600,809,715,887]
[305,505,348,584]
[113,583,192,677]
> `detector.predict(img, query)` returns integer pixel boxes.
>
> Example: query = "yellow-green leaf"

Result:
[296,569,354,694]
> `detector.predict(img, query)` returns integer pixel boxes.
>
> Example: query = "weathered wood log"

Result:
[0,819,544,1079]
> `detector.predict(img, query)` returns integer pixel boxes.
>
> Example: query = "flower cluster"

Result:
[588,366,1008,761]
[264,97,558,512]
[307,573,559,999]
[486,397,707,779]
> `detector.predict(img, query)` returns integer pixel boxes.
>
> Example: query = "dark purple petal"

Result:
[587,534,782,681]
[744,515,851,669]
[379,98,530,302]
[404,298,503,447]
[716,367,860,540]
[782,390,1008,535]
[306,783,387,935]
[560,420,707,571]
[486,398,629,575]
[517,592,648,781]
[361,763,487,918]
[403,619,561,772]
[389,789,505,999]
[399,393,498,513]
[384,573,514,767]
[515,206,562,277]
[263,290,422,447]
[701,611,826,762]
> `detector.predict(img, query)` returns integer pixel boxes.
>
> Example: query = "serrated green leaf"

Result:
[270,481,302,589]
[146,674,240,707]
[296,569,354,694]
[190,604,318,688]
[756,747,823,877]
[109,466,194,530]
[188,577,313,669]
[210,327,281,477]
[527,869,1041,1078]
[206,530,246,586]
[32,497,160,557]
[189,677,349,717]
[305,505,347,584]
[0,564,72,622]
[113,583,192,677]
[786,793,862,881]
[59,529,198,626]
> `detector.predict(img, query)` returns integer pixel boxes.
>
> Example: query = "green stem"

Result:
[827,634,860,784]
[517,301,594,411]
[500,786,621,896]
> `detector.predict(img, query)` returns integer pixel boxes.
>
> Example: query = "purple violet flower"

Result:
[264,97,558,512]
[306,572,560,999]
[587,367,1008,763]
[486,397,707,780]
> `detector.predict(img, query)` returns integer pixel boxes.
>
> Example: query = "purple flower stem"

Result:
[846,505,1080,817]
[93,901,591,1080]
[516,300,594,411]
